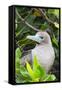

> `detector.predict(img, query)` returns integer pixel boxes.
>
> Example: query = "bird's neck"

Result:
[36,40,52,47]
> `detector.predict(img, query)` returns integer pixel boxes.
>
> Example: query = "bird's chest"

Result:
[32,45,55,72]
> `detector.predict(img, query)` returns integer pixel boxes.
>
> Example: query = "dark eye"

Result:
[40,36,44,39]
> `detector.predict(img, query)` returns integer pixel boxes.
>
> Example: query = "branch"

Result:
[38,8,54,25]
[15,9,33,24]
[16,9,40,32]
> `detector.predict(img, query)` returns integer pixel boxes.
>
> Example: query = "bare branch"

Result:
[15,9,33,24]
[38,8,54,25]
[16,9,40,32]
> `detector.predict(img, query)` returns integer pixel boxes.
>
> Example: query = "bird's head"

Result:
[27,31,52,45]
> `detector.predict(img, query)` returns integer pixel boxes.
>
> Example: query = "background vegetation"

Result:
[15,6,60,83]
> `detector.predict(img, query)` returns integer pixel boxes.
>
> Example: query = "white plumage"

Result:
[27,31,55,73]
[32,42,55,73]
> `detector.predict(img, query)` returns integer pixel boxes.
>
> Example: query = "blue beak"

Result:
[27,35,44,43]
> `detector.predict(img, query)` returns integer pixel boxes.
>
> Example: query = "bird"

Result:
[21,31,55,73]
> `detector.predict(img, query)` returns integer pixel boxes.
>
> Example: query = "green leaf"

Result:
[17,39,30,45]
[16,60,20,68]
[43,74,56,81]
[54,10,59,18]
[37,65,46,79]
[33,55,46,80]
[20,65,29,78]
[26,61,35,79]
[33,55,39,70]
[48,9,55,14]
[48,9,59,18]
[52,35,58,48]
[33,9,41,16]
[16,68,20,74]
[40,22,48,30]
[54,22,59,29]
[16,48,22,59]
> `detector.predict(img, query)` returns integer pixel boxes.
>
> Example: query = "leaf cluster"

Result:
[15,48,56,83]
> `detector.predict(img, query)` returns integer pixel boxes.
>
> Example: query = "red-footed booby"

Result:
[21,31,55,73]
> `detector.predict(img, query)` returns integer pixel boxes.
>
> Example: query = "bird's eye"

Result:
[40,36,44,39]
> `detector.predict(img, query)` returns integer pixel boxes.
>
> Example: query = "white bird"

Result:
[21,31,55,73]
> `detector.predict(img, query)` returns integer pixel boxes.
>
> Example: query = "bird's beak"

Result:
[27,35,43,43]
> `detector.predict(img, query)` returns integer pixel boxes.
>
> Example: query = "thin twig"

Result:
[16,9,40,32]
[15,40,23,51]
[24,8,33,21]
[15,9,33,24]
[38,8,54,25]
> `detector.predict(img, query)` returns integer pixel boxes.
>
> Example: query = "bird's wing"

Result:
[20,51,32,66]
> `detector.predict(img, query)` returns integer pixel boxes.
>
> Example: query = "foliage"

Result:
[15,6,60,83]
[15,48,56,83]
